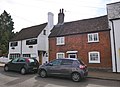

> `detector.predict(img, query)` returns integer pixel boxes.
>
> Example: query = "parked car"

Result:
[4,57,39,74]
[38,58,88,82]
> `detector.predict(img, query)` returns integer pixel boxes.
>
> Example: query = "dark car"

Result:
[38,58,88,82]
[4,57,39,74]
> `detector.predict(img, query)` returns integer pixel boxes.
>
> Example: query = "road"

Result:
[0,67,120,87]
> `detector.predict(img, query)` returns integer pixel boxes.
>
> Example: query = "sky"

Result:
[0,0,120,32]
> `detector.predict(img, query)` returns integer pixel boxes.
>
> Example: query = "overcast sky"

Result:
[0,0,119,32]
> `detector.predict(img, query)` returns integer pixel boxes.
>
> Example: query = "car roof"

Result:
[57,58,78,61]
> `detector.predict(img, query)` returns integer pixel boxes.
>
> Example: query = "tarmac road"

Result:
[0,67,120,87]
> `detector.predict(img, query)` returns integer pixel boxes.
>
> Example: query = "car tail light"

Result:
[26,58,30,63]
[79,65,85,69]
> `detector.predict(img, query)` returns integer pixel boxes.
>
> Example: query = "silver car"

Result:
[38,58,88,82]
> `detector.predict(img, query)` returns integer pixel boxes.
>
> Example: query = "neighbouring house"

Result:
[107,1,120,72]
[8,12,54,64]
[49,9,112,70]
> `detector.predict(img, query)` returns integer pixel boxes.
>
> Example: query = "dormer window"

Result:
[26,39,37,45]
[10,42,18,47]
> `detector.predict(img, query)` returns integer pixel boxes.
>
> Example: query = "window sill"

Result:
[87,41,99,44]
[89,62,100,64]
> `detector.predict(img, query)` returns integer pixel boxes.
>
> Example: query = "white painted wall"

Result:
[8,12,54,64]
[111,20,120,72]
[9,41,21,54]
[109,21,116,72]
[22,39,38,57]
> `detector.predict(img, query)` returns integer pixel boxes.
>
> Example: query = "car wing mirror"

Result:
[47,63,53,66]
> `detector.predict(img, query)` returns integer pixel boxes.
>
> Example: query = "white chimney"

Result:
[48,12,54,29]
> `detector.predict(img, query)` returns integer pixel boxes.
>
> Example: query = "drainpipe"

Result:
[20,40,23,57]
[111,20,117,73]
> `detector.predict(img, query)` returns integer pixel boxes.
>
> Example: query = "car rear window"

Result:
[78,59,85,65]
[72,59,85,66]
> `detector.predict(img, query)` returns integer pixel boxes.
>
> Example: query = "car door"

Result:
[60,59,73,76]
[8,58,20,71]
[17,58,26,71]
[47,59,62,75]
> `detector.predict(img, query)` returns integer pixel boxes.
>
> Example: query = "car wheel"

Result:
[4,65,9,72]
[20,68,26,75]
[71,72,81,82]
[39,70,47,78]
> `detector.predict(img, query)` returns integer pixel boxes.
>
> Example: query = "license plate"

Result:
[33,67,37,69]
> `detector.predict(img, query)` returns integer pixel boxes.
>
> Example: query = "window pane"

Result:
[69,54,77,58]
[89,35,93,41]
[89,52,100,63]
[94,34,98,41]
[61,59,73,65]
[57,37,65,45]
[26,39,37,45]
[51,59,62,66]
[10,42,18,47]
[88,33,99,42]
[58,54,63,58]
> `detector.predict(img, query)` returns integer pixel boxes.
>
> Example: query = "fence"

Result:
[0,57,9,63]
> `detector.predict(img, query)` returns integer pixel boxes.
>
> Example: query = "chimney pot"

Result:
[60,9,61,13]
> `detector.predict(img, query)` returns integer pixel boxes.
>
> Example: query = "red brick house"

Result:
[49,9,112,70]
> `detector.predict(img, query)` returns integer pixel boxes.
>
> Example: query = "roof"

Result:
[49,15,110,37]
[11,23,47,41]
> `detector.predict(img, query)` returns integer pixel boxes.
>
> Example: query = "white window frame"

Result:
[56,52,65,59]
[88,33,99,43]
[68,54,77,58]
[88,51,100,63]
[56,37,65,45]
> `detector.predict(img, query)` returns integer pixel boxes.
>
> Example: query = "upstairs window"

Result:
[10,42,18,47]
[26,39,37,45]
[56,37,65,45]
[43,30,46,35]
[88,33,99,43]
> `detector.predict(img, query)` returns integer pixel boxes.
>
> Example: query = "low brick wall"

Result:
[88,67,112,72]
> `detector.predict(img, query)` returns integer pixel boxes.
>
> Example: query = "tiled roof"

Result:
[11,23,47,41]
[49,15,110,37]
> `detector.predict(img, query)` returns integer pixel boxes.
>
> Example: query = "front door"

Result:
[38,51,42,65]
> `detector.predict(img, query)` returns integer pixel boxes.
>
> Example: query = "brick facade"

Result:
[49,30,112,69]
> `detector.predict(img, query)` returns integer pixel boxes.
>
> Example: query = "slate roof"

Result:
[11,23,47,41]
[49,15,110,37]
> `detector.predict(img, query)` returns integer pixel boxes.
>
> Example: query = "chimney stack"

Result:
[48,12,54,28]
[58,8,64,25]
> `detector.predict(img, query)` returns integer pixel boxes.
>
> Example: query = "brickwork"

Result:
[49,31,112,69]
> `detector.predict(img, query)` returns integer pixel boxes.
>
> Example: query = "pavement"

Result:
[0,62,120,81]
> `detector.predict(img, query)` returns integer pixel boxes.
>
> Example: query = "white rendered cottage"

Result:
[107,2,120,72]
[8,12,54,64]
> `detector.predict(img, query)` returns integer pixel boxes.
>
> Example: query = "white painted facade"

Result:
[8,12,54,64]
[107,2,120,72]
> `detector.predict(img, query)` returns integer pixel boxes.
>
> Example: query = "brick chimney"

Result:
[58,9,64,25]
